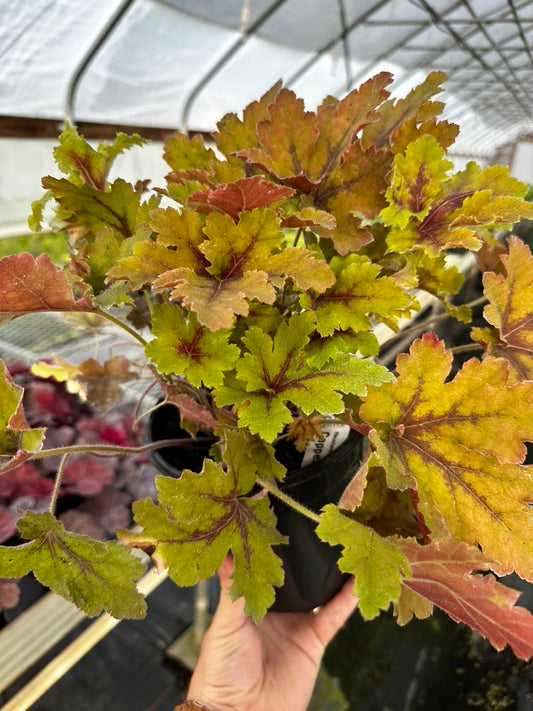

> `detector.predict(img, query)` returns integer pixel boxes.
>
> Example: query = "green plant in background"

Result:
[1,70,533,659]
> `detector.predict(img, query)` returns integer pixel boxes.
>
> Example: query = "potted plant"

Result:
[1,69,533,660]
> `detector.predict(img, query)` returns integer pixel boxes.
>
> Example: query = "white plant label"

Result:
[301,417,351,467]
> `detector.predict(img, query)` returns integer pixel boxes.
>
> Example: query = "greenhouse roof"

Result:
[1,0,533,160]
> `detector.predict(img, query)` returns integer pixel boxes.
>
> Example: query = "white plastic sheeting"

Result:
[2,0,533,232]
[3,1,533,146]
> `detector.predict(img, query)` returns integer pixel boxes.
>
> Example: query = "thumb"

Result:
[312,576,358,647]
[214,554,247,619]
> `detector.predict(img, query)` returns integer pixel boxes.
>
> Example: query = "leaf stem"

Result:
[94,307,148,347]
[49,453,68,514]
[450,343,484,355]
[256,476,321,524]
[29,438,210,461]
[379,294,488,352]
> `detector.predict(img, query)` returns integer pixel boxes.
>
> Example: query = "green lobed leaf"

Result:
[41,176,142,239]
[302,254,414,336]
[0,511,146,618]
[145,303,240,387]
[316,505,410,619]
[214,312,393,441]
[121,430,286,622]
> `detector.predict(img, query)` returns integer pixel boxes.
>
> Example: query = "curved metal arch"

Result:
[179,0,287,133]
[64,0,138,126]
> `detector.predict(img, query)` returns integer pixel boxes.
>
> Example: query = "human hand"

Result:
[184,556,358,711]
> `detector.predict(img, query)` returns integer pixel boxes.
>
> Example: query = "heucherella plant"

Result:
[1,70,533,660]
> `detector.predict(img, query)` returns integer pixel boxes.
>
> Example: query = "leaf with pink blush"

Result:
[61,458,115,497]
[0,507,18,544]
[0,462,53,499]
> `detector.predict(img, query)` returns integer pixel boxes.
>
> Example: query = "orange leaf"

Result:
[397,538,533,661]
[0,253,93,315]
[361,70,447,150]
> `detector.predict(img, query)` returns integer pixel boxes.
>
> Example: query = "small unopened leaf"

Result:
[0,253,93,315]
[0,511,146,618]
[396,538,533,661]
[316,505,410,619]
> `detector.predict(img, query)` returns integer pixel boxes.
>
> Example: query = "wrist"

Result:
[174,701,219,711]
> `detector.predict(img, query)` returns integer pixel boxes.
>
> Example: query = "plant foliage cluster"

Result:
[1,71,533,659]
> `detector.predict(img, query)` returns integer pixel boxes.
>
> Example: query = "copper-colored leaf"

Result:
[0,253,93,315]
[397,538,533,661]
[188,176,294,219]
[361,70,447,150]
[160,387,218,431]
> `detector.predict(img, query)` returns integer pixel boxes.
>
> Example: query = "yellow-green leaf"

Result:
[214,312,393,441]
[145,303,239,387]
[0,511,146,618]
[121,430,286,622]
[316,505,410,619]
[475,236,533,381]
[53,123,145,190]
[0,361,45,472]
[302,254,414,336]
[360,333,533,580]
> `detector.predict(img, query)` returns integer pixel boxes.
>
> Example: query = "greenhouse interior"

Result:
[1,1,533,710]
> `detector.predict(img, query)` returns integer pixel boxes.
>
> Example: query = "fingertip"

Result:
[216,554,235,597]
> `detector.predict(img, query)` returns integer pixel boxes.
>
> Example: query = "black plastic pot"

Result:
[269,430,362,612]
[147,402,217,476]
[146,403,363,613]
